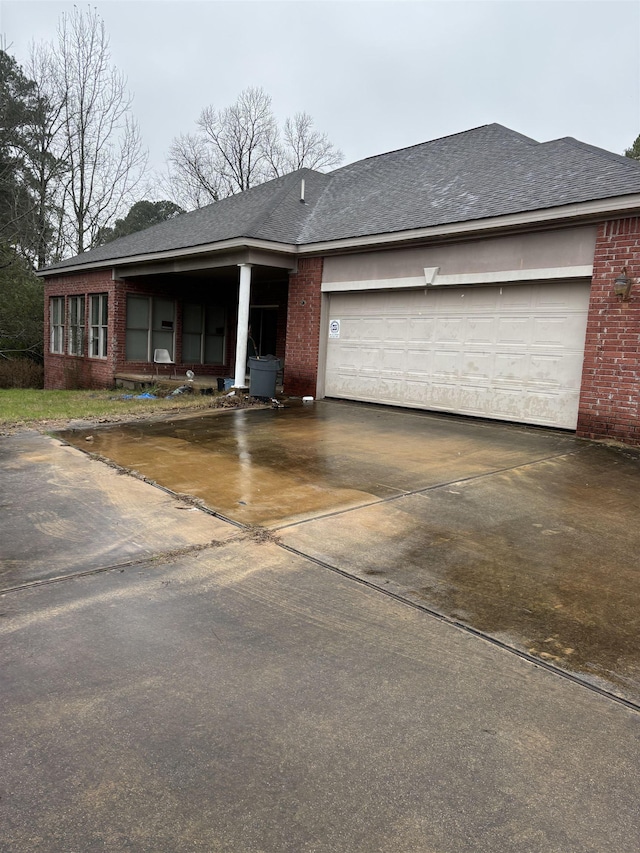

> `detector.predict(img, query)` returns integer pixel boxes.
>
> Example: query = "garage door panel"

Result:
[497,316,531,345]
[493,352,532,383]
[337,318,361,341]
[532,314,587,346]
[430,382,490,415]
[381,347,407,370]
[432,350,460,378]
[325,283,590,429]
[407,317,435,341]
[336,345,361,368]
[384,318,408,341]
[359,318,385,340]
[460,351,494,381]
[406,348,432,373]
[435,317,465,343]
[530,351,584,384]
[405,380,430,404]
[534,284,584,308]
[465,316,496,344]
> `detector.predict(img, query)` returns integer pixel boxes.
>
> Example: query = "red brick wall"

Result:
[284,257,323,396]
[44,270,117,390]
[577,217,640,445]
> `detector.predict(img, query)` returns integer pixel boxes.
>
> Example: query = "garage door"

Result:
[324,282,590,429]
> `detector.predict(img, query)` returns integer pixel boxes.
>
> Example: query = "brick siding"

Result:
[44,270,117,390]
[283,257,323,397]
[577,217,640,446]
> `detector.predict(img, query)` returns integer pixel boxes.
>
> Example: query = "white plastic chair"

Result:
[153,348,176,378]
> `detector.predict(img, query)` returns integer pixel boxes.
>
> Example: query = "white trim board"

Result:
[321,265,593,293]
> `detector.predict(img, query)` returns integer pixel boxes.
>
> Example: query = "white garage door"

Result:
[324,282,590,429]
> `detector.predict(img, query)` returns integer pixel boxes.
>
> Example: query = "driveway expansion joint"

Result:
[272,448,582,532]
[276,540,640,717]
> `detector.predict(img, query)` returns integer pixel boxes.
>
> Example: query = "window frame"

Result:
[50,296,65,354]
[183,301,226,365]
[89,293,108,359]
[68,295,86,356]
[125,295,176,362]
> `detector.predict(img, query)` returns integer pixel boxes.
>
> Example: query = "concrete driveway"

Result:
[2,402,640,852]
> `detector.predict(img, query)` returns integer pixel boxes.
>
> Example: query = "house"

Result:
[39,124,640,445]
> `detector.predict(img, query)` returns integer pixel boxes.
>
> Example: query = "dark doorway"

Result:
[249,306,278,356]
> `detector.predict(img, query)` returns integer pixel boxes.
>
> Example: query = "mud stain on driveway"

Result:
[54,401,640,703]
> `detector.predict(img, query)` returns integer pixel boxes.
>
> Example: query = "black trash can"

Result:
[249,355,281,397]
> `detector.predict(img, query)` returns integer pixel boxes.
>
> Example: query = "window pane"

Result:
[127,296,150,328]
[153,298,175,331]
[182,333,202,363]
[152,330,173,356]
[89,295,108,359]
[51,297,63,325]
[126,329,149,361]
[183,303,202,334]
[204,336,224,364]
[68,296,85,355]
[205,305,225,336]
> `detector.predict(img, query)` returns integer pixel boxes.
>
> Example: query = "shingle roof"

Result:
[44,123,640,272]
[297,124,640,243]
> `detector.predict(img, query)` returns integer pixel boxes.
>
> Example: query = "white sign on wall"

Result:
[329,319,341,339]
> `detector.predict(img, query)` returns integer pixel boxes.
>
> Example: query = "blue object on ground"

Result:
[136,392,157,399]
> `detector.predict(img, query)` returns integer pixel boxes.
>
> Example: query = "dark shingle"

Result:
[47,169,329,271]
[298,124,640,243]
[43,124,640,272]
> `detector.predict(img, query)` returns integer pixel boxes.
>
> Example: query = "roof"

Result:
[43,123,640,273]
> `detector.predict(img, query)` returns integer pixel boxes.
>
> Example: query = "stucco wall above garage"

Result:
[321,226,598,286]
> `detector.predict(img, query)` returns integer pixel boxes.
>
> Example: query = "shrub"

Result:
[0,358,44,389]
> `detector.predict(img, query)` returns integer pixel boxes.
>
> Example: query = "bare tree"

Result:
[166,88,342,208]
[165,132,223,209]
[280,112,343,173]
[49,7,147,255]
[25,42,68,267]
[199,87,278,195]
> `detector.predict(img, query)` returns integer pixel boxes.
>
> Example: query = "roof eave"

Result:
[37,193,640,277]
[37,236,299,278]
[297,194,640,255]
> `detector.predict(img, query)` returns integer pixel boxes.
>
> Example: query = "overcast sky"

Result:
[2,0,639,186]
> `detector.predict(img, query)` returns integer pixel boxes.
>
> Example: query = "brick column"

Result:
[284,257,323,397]
[577,217,640,446]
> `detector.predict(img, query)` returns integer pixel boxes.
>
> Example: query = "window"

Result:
[204,305,226,363]
[126,295,176,361]
[126,295,151,361]
[183,302,226,364]
[68,296,85,355]
[182,303,203,362]
[152,298,175,357]
[50,297,64,354]
[89,294,108,358]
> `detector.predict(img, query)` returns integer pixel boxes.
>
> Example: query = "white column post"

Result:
[234,263,252,388]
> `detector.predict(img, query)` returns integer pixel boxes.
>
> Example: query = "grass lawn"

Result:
[0,387,248,432]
